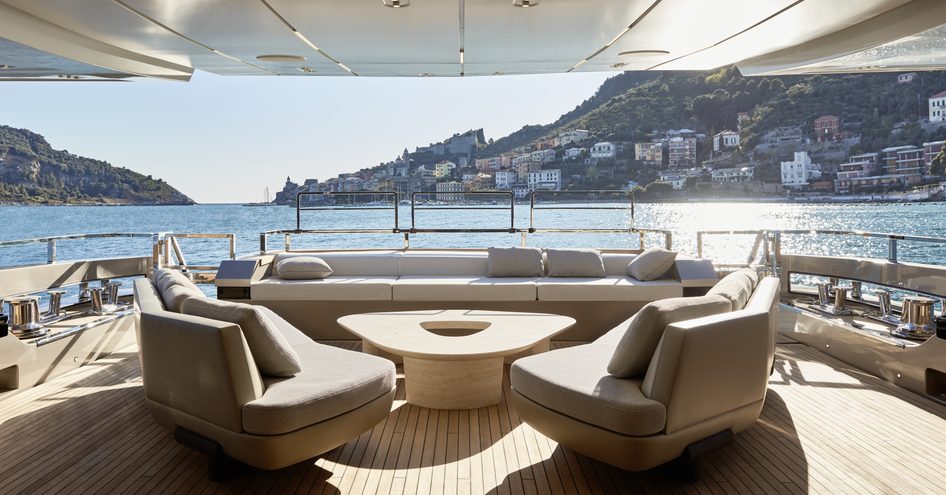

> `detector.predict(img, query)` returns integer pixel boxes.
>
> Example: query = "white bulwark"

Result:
[780,151,821,187]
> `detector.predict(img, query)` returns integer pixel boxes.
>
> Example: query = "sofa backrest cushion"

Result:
[181,297,302,377]
[399,251,488,276]
[707,268,756,310]
[601,253,637,276]
[545,248,606,278]
[274,251,400,276]
[155,268,205,297]
[275,256,333,280]
[607,294,732,378]
[626,248,677,281]
[487,247,544,277]
[160,283,198,313]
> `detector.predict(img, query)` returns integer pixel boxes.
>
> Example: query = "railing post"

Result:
[228,234,236,260]
[696,232,703,258]
[284,234,291,252]
[639,231,646,250]
[403,232,410,250]
[259,233,267,255]
[773,231,782,275]
[46,239,56,264]
[521,231,528,247]
[152,233,163,270]
[888,238,898,263]
[664,232,672,251]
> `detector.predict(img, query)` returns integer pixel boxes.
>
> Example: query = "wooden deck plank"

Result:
[1,342,945,495]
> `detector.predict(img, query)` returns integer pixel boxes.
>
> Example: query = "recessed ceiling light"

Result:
[512,0,539,7]
[256,54,307,63]
[382,0,410,7]
[492,71,504,75]
[0,65,10,70]
[297,66,315,73]
[419,72,432,77]
[618,50,670,57]
[611,62,627,68]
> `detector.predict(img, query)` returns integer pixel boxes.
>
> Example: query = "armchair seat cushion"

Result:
[510,343,666,437]
[251,276,396,301]
[535,276,681,302]
[242,310,396,435]
[392,275,538,301]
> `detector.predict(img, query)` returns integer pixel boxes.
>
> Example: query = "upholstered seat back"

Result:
[134,278,264,433]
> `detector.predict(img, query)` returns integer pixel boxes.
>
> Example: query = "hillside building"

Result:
[712,131,740,151]
[667,137,697,168]
[634,142,663,164]
[590,142,619,159]
[528,169,562,191]
[781,151,822,188]
[924,140,945,173]
[530,149,557,163]
[435,181,464,202]
[656,174,687,190]
[834,153,879,193]
[813,115,841,142]
[711,166,754,184]
[564,148,585,160]
[434,160,457,178]
[898,73,917,84]
[929,91,946,122]
[882,145,924,180]
[558,129,589,146]
[494,169,517,189]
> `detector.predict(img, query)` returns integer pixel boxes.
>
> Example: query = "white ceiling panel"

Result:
[345,64,459,78]
[656,0,913,72]
[122,0,347,75]
[464,0,655,65]
[2,0,248,75]
[266,0,461,69]
[576,0,800,72]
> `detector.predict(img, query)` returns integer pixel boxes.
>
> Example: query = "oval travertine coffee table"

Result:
[338,310,575,410]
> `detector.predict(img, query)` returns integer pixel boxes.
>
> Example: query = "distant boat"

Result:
[243,186,275,207]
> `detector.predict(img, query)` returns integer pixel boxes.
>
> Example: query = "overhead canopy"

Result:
[1,0,946,81]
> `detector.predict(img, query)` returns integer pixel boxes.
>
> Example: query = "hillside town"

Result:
[275,78,946,205]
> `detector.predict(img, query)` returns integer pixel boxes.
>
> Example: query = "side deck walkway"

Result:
[0,341,944,494]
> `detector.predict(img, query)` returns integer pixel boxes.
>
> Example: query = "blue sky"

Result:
[2,71,612,203]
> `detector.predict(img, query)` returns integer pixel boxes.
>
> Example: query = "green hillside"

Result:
[489,67,946,154]
[0,125,193,205]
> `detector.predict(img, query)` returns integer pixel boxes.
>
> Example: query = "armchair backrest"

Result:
[641,276,779,434]
[134,278,264,433]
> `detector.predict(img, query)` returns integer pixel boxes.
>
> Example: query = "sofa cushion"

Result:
[243,309,396,435]
[511,343,666,436]
[273,251,400,276]
[535,276,682,302]
[626,248,677,281]
[393,275,538,301]
[180,297,302,377]
[545,248,606,278]
[399,251,488,276]
[607,295,732,378]
[159,283,198,313]
[487,247,544,277]
[601,253,637,276]
[251,276,396,301]
[275,256,333,280]
[155,268,205,297]
[707,269,755,310]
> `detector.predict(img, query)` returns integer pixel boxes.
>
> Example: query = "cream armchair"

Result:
[511,272,779,475]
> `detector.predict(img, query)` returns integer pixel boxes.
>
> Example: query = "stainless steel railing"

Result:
[0,232,154,264]
[262,189,668,252]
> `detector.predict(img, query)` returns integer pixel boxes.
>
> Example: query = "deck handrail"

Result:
[0,232,154,265]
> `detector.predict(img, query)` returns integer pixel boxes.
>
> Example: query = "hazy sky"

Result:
[2,71,612,203]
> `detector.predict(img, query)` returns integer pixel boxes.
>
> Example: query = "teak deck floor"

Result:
[1,341,945,495]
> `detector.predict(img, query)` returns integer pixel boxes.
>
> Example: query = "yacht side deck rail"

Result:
[0,232,155,265]
[696,228,946,273]
[261,189,671,252]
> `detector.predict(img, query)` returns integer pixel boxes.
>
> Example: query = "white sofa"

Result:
[233,250,715,341]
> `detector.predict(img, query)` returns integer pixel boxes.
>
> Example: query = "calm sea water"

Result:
[2,202,946,268]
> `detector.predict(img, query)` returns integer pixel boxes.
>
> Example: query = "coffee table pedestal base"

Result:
[403,356,504,410]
